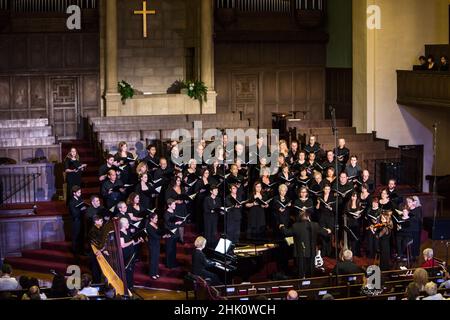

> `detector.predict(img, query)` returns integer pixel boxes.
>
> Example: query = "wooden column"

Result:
[200,0,214,90]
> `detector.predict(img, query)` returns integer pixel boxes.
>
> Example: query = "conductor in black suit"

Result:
[280,211,331,279]
[191,236,222,286]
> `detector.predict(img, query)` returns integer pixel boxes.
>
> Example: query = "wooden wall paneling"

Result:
[11,76,29,119]
[65,34,82,69]
[47,34,64,69]
[4,222,21,256]
[0,35,11,72]
[82,33,100,68]
[29,34,47,70]
[0,216,65,257]
[215,71,231,114]
[293,69,308,115]
[11,34,28,70]
[0,76,10,118]
[22,220,40,250]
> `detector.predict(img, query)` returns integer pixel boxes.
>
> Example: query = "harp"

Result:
[91,218,129,296]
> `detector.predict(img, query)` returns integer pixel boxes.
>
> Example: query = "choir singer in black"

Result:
[280,211,331,279]
[203,185,221,249]
[69,186,87,255]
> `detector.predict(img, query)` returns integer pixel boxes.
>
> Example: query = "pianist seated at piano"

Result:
[192,236,223,286]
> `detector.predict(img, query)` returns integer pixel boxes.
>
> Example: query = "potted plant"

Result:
[118,80,134,104]
[183,80,208,102]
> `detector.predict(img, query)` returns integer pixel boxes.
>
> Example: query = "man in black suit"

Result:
[69,185,87,255]
[280,211,331,279]
[332,249,364,275]
[192,236,222,286]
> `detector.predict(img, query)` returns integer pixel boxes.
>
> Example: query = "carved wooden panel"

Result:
[80,74,100,119]
[51,78,78,140]
[30,77,46,109]
[0,77,10,111]
[233,74,258,119]
[12,77,27,108]
[215,41,326,127]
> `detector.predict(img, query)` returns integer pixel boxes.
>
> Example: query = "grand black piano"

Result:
[205,239,281,283]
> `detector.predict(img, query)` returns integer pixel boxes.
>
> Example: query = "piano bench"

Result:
[184,273,200,300]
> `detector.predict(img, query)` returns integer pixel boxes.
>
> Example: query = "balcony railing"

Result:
[397,70,450,108]
[0,0,97,12]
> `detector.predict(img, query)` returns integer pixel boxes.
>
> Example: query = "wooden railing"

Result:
[0,0,97,12]
[397,70,450,108]
[0,173,40,204]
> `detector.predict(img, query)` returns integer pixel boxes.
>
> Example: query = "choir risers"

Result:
[92,120,251,133]
[89,113,243,127]
[288,119,349,129]
[0,118,49,129]
[0,126,53,139]
[0,136,56,147]
[321,141,391,153]
[302,127,357,136]
[315,133,375,144]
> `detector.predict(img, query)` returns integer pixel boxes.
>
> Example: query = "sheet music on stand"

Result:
[215,238,232,255]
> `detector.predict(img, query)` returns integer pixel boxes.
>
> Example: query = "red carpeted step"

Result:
[134,273,185,291]
[5,257,89,275]
[21,249,89,265]
[134,262,186,278]
[41,241,72,252]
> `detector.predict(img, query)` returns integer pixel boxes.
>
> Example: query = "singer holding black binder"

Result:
[280,210,331,279]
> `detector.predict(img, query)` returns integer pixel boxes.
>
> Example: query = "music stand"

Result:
[329,106,340,282]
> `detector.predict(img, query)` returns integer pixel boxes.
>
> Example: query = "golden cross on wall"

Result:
[134,0,156,38]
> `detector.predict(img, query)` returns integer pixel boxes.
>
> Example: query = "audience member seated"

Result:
[21,285,47,300]
[421,248,439,268]
[102,284,119,300]
[426,54,438,71]
[71,293,89,300]
[439,55,449,72]
[439,271,450,289]
[422,282,444,300]
[332,250,364,275]
[322,294,335,300]
[286,290,298,301]
[49,273,69,298]
[414,55,427,70]
[0,264,19,291]
[78,274,99,297]
[18,276,30,291]
[404,282,422,300]
[412,268,429,293]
